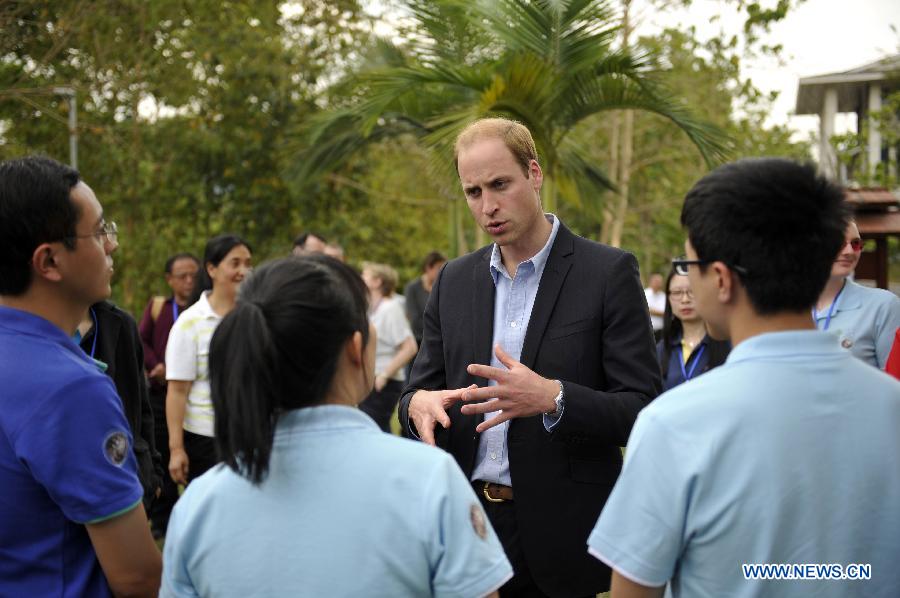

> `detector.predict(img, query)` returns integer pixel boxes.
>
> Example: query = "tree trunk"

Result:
[600,113,620,244]
[610,108,633,248]
[607,0,634,249]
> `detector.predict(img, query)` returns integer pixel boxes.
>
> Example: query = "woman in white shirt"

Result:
[359,262,417,432]
[165,234,252,485]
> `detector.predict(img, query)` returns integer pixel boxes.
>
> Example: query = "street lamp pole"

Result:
[52,87,77,169]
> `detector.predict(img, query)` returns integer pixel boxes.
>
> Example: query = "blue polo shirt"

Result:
[0,306,143,597]
[588,330,900,597]
[162,405,512,597]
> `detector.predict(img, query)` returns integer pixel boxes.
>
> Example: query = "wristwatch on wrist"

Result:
[545,380,565,418]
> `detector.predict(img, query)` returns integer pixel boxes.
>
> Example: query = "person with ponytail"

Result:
[160,256,512,598]
[164,234,252,487]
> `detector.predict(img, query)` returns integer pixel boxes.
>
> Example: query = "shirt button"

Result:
[490,453,497,460]
[510,321,517,328]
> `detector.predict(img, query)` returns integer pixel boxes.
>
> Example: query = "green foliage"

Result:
[295,0,730,232]
[0,0,811,315]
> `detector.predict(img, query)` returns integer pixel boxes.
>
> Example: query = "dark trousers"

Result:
[475,484,549,598]
[359,379,403,433]
[476,484,594,598]
[148,386,178,537]
[183,429,218,483]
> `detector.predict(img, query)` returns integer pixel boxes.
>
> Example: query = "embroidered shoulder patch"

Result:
[470,503,488,540]
[103,431,129,467]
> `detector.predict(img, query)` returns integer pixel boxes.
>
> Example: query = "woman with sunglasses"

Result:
[657,269,730,391]
[165,234,252,487]
[813,220,900,368]
[160,256,511,597]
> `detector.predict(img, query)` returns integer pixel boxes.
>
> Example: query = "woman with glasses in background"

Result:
[657,268,730,391]
[160,256,511,597]
[165,234,252,486]
[813,220,900,368]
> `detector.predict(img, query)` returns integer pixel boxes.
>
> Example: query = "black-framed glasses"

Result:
[64,221,118,244]
[672,256,749,277]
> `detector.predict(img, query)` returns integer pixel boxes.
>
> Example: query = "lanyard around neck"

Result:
[812,280,846,331]
[678,342,706,382]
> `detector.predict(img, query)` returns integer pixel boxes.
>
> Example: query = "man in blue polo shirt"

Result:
[0,156,161,596]
[588,159,900,597]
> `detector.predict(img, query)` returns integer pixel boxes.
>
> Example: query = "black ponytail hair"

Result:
[209,255,370,485]
[190,233,252,305]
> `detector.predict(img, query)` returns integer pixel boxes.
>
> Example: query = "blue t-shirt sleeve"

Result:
[13,374,143,524]
[587,409,699,587]
[426,454,512,598]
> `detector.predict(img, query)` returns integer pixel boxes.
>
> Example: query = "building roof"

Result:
[845,187,900,210]
[795,54,900,115]
[856,210,900,236]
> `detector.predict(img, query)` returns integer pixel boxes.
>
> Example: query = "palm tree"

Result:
[292,0,730,250]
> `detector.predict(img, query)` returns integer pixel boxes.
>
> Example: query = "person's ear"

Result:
[345,330,364,367]
[712,261,734,304]
[31,243,64,283]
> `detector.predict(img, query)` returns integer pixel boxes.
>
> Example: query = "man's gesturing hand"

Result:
[460,344,559,433]
[408,386,476,446]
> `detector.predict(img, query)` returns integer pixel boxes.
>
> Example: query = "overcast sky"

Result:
[638,0,900,140]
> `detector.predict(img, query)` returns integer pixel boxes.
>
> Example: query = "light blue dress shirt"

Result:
[470,214,562,486]
[162,406,512,597]
[588,331,900,597]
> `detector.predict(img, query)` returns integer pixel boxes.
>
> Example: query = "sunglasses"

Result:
[845,238,863,252]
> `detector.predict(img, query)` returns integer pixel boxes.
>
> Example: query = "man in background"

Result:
[403,250,447,373]
[644,273,666,341]
[138,252,199,538]
[291,231,327,255]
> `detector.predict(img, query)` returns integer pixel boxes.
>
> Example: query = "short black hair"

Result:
[421,250,447,271]
[0,156,81,296]
[209,255,370,485]
[681,158,848,315]
[292,231,327,248]
[164,252,200,274]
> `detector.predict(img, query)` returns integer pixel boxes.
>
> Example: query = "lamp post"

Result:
[51,86,77,169]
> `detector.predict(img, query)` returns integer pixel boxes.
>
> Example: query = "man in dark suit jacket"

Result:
[399,118,662,597]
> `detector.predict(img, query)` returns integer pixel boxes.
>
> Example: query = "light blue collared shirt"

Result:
[470,214,562,486]
[589,330,900,597]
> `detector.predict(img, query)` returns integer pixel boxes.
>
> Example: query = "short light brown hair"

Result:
[454,118,538,177]
[361,261,398,296]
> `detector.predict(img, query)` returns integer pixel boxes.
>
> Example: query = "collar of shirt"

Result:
[275,404,379,438]
[0,305,94,365]
[489,214,560,285]
[196,290,223,321]
[669,332,711,348]
[725,330,843,366]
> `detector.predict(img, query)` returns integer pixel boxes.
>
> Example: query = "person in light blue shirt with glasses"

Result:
[588,159,900,598]
[161,256,511,598]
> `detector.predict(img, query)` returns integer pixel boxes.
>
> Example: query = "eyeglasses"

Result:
[672,256,749,277]
[668,289,694,300]
[844,238,863,252]
[64,221,118,244]
[170,272,197,281]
